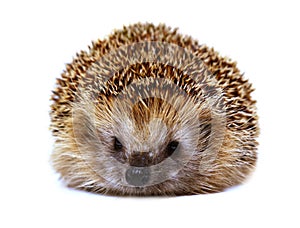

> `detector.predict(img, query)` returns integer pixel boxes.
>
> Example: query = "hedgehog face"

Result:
[96,98,205,188]
[109,117,180,187]
[105,98,195,187]
[72,79,213,190]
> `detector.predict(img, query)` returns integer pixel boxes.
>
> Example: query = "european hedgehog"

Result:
[50,23,259,196]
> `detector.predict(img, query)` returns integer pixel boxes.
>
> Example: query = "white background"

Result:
[1,0,299,227]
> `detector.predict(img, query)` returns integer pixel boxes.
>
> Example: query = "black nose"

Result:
[125,167,150,186]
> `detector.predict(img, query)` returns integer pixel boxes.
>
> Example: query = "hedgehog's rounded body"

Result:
[50,23,259,196]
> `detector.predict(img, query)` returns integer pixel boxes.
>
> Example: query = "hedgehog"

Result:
[50,23,259,196]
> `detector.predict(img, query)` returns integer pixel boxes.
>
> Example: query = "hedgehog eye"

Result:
[114,137,123,151]
[166,141,179,156]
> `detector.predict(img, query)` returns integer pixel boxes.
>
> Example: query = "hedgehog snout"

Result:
[125,151,153,186]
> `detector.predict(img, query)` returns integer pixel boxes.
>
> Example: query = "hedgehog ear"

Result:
[72,102,98,145]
